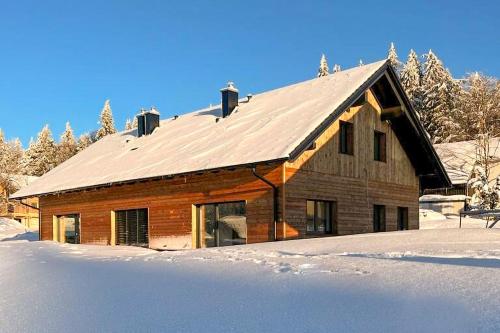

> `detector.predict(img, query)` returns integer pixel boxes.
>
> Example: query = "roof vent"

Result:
[220,81,239,118]
[137,107,160,137]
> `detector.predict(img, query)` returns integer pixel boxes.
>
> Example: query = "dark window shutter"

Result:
[380,133,386,162]
[115,208,148,246]
[347,123,354,155]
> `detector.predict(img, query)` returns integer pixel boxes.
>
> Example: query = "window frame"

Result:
[373,205,386,232]
[374,130,386,162]
[306,200,337,235]
[196,201,247,248]
[339,121,354,155]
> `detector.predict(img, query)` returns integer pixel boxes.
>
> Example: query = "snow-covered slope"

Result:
[1,229,499,332]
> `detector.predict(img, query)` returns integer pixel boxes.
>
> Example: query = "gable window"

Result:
[373,205,386,232]
[374,131,386,162]
[339,121,354,155]
[397,207,409,230]
[306,200,336,235]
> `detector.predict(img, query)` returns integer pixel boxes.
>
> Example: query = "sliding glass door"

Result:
[55,214,80,244]
[198,202,246,248]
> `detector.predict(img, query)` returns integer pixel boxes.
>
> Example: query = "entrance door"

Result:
[55,214,80,244]
[198,202,246,248]
[116,209,148,246]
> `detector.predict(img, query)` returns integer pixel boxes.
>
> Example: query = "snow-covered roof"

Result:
[434,138,500,185]
[13,59,446,199]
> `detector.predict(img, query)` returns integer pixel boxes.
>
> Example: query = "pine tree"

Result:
[387,42,401,73]
[421,50,461,143]
[317,54,329,77]
[125,118,133,130]
[95,99,117,140]
[359,59,364,66]
[132,116,138,129]
[400,49,423,102]
[22,125,57,176]
[57,122,78,164]
[0,132,23,202]
[333,64,341,73]
[77,133,92,152]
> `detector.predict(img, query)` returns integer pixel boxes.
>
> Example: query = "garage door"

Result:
[116,208,148,246]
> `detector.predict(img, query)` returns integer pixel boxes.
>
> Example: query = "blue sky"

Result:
[0,0,498,145]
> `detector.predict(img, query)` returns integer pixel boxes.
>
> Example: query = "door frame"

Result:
[194,201,247,248]
[53,213,81,244]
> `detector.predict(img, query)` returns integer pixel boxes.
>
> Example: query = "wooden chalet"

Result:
[1,175,39,229]
[11,60,450,249]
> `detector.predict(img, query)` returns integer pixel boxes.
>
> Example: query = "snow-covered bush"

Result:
[468,165,500,210]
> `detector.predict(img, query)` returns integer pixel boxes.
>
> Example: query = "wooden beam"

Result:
[381,106,403,120]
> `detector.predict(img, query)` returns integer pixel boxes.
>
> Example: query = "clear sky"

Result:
[0,0,498,145]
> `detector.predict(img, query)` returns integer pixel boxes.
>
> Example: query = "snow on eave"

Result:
[11,60,389,199]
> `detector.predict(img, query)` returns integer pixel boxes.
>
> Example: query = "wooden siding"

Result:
[283,89,419,237]
[40,165,281,249]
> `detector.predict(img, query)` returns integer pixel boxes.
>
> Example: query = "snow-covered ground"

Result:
[420,208,500,229]
[1,218,499,332]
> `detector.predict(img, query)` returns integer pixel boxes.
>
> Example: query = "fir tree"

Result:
[421,50,460,143]
[387,42,401,73]
[95,99,117,140]
[22,125,57,176]
[359,59,364,66]
[400,49,423,102]
[125,118,133,130]
[132,116,138,129]
[77,133,92,152]
[317,54,329,77]
[57,122,78,164]
[0,132,23,202]
[333,64,341,73]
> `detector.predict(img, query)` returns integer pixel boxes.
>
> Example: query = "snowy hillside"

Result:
[1,228,499,332]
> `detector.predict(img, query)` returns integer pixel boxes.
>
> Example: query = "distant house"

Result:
[11,60,449,249]
[421,138,500,215]
[0,175,39,229]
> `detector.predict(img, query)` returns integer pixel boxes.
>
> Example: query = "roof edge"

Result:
[9,157,288,200]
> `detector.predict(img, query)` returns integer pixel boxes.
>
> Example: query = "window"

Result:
[116,208,148,246]
[306,200,336,234]
[339,121,354,155]
[373,205,386,232]
[397,207,409,230]
[374,131,386,162]
[197,201,246,248]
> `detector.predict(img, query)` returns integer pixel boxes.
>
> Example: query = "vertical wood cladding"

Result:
[283,89,419,238]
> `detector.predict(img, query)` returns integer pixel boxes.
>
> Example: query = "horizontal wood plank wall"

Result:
[39,164,281,249]
[284,89,419,237]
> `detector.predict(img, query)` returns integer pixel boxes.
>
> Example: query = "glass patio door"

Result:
[57,214,80,244]
[198,202,246,248]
